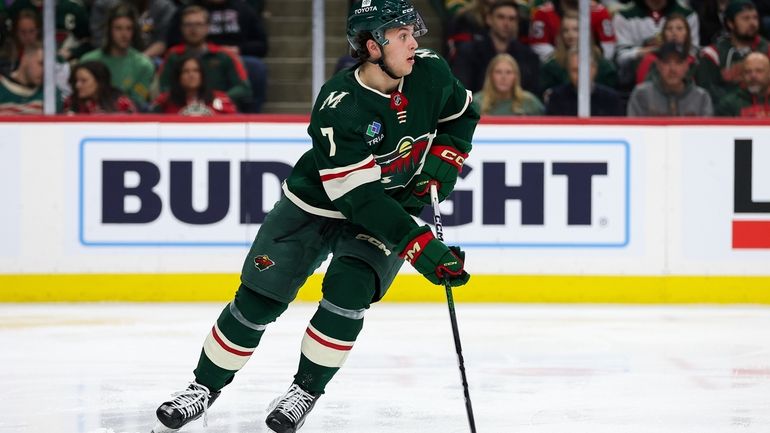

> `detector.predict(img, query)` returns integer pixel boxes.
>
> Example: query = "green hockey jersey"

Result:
[283,48,479,249]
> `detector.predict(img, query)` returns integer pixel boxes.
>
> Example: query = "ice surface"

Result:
[1,303,769,433]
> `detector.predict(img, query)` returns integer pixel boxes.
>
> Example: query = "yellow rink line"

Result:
[1,274,770,304]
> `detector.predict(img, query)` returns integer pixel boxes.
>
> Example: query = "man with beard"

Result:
[715,51,770,116]
[696,0,770,101]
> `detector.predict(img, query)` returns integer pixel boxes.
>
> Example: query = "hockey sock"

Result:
[294,256,375,394]
[194,284,288,391]
[295,305,363,393]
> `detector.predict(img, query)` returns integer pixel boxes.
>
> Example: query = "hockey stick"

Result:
[429,183,477,433]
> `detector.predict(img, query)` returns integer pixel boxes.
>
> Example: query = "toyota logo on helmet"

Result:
[346,0,428,54]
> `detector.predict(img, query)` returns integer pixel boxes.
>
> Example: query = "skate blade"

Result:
[150,420,178,433]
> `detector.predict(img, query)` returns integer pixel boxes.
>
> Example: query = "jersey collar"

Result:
[354,66,404,98]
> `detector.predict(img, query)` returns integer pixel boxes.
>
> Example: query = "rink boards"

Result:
[1,116,769,303]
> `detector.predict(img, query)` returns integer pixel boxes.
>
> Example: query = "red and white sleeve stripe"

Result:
[318,155,381,201]
[300,323,355,368]
[202,323,256,371]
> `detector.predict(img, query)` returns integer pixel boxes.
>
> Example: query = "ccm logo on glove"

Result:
[399,230,434,263]
[436,146,466,169]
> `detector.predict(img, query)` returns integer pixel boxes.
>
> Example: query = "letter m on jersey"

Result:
[320,91,349,110]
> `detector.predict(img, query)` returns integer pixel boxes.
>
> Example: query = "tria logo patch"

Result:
[366,121,381,137]
[365,120,385,146]
[254,255,275,271]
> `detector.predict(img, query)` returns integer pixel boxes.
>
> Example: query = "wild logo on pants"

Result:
[254,255,275,271]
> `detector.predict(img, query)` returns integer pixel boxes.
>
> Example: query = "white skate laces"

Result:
[169,382,213,427]
[274,384,316,424]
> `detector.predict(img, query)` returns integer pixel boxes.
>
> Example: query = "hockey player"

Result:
[150,0,479,432]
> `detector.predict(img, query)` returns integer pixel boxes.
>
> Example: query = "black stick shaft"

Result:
[430,184,477,433]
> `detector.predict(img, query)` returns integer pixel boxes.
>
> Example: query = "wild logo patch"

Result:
[374,132,433,188]
[253,255,275,271]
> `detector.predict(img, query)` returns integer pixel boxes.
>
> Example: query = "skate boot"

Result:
[151,381,221,433]
[265,384,320,433]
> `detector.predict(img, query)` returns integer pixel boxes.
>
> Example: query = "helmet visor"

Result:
[376,10,428,46]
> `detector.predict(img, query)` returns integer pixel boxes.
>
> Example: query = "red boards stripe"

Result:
[732,220,770,248]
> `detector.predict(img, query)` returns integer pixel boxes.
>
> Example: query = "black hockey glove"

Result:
[397,226,470,287]
[413,145,468,204]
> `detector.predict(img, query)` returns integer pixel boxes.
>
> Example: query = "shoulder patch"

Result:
[412,48,451,78]
[320,91,350,110]
[414,48,440,60]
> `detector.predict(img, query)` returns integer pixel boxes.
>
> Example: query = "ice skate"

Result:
[151,381,220,433]
[265,384,320,433]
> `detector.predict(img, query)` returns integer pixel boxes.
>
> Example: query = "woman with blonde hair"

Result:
[540,13,617,95]
[472,53,545,115]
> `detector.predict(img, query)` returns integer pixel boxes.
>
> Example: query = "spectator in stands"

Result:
[696,0,769,101]
[0,9,41,76]
[446,0,532,61]
[63,60,137,113]
[528,0,616,62]
[540,13,617,95]
[90,0,177,61]
[446,0,496,61]
[160,5,251,111]
[613,0,699,90]
[472,53,544,115]
[150,53,236,114]
[445,0,473,17]
[452,0,540,95]
[627,42,713,116]
[546,48,625,115]
[636,13,698,83]
[81,3,155,110]
[8,0,92,61]
[0,45,47,114]
[167,0,267,112]
[715,51,770,116]
[695,0,730,46]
